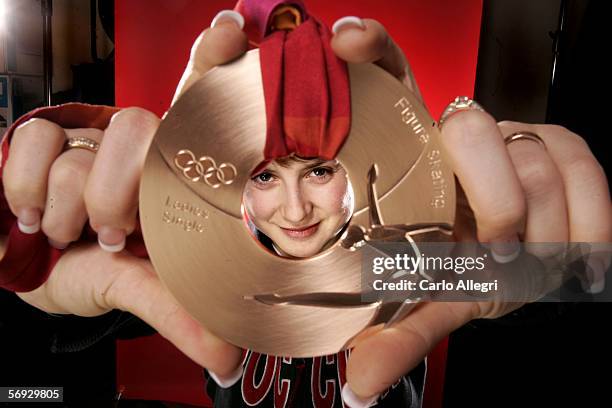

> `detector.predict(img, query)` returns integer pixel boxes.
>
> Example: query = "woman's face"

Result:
[243,157,353,258]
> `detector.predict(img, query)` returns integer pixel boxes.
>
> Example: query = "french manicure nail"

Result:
[332,16,366,34]
[17,208,41,234]
[211,10,245,29]
[98,226,126,253]
[587,280,605,295]
[585,257,605,294]
[341,384,379,408]
[578,268,590,293]
[48,238,69,250]
[208,365,244,389]
[491,237,520,264]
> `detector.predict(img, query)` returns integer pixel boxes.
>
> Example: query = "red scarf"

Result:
[234,0,351,162]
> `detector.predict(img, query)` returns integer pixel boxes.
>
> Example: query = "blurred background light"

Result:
[0,0,7,35]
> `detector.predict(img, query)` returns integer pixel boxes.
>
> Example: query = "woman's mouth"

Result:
[280,222,320,239]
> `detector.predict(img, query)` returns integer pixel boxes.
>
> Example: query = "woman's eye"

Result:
[252,172,274,184]
[308,167,333,181]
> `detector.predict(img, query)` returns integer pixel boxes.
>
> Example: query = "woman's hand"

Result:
[1,11,249,382]
[329,16,611,406]
[3,108,158,251]
[16,241,242,377]
[2,8,610,402]
[2,14,248,254]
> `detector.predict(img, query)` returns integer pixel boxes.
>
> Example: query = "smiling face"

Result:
[243,156,354,258]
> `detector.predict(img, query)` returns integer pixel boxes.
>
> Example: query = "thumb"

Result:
[172,10,249,105]
[345,302,476,401]
[103,252,243,376]
[37,242,244,377]
[330,18,423,103]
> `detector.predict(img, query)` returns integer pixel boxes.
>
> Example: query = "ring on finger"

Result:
[438,96,485,128]
[65,136,100,153]
[504,131,546,149]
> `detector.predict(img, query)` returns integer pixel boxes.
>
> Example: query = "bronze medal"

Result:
[139,50,455,357]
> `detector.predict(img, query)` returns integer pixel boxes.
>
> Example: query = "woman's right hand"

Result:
[0,10,250,382]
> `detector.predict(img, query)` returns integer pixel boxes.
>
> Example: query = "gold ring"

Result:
[438,96,485,128]
[504,131,546,148]
[65,136,100,153]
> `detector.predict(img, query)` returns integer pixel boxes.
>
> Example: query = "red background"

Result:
[114,0,483,406]
[115,0,482,120]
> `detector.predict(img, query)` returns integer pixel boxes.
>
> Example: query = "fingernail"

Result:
[98,226,126,253]
[17,208,41,234]
[332,16,365,34]
[208,365,243,389]
[585,257,605,294]
[48,238,70,250]
[211,10,245,29]
[438,96,485,128]
[491,237,520,264]
[341,384,379,408]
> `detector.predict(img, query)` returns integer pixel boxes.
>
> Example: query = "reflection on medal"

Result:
[139,50,456,357]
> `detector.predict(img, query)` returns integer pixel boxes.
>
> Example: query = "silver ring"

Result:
[65,136,100,153]
[504,131,546,148]
[438,96,485,128]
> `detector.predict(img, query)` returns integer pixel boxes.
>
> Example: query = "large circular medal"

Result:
[139,50,455,357]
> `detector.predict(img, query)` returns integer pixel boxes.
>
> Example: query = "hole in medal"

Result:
[241,154,355,259]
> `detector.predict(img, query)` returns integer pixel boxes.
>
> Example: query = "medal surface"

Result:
[139,50,455,357]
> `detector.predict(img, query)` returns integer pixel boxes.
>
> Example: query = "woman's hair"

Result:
[274,154,320,167]
[273,154,339,170]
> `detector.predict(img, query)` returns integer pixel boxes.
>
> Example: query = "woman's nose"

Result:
[281,186,312,224]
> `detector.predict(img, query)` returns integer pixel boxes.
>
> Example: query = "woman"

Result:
[210,157,426,408]
[244,155,353,258]
[0,1,609,407]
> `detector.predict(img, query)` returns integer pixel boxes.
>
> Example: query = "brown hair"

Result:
[274,154,321,168]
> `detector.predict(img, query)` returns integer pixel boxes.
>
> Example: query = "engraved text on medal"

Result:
[394,96,447,208]
[162,195,209,233]
[394,97,430,144]
[427,149,447,208]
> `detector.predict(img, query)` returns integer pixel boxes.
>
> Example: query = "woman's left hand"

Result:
[330,17,611,405]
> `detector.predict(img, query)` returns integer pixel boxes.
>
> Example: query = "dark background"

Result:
[445,0,611,407]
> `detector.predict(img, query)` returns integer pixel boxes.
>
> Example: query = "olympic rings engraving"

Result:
[174,149,238,188]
